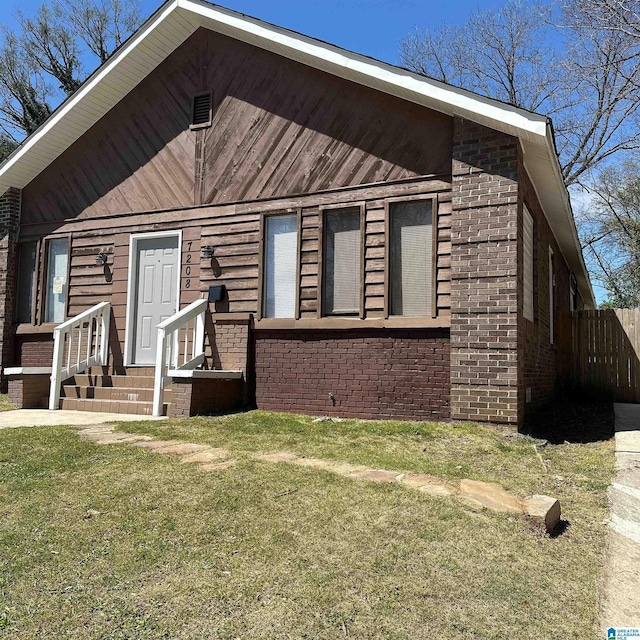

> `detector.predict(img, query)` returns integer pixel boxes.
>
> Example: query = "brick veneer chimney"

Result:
[450,118,520,426]
[0,187,21,392]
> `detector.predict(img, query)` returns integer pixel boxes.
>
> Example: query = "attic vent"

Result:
[191,92,212,128]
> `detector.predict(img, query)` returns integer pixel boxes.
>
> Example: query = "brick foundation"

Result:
[253,329,450,421]
[8,374,50,409]
[168,377,244,417]
[0,187,21,391]
[450,118,519,426]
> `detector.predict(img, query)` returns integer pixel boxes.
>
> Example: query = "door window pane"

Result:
[390,200,433,316]
[16,242,37,323]
[45,238,68,323]
[323,208,360,315]
[264,215,297,318]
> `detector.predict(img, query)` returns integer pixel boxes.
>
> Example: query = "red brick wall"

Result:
[518,161,573,419]
[8,374,50,409]
[16,335,54,366]
[169,377,244,417]
[0,188,21,391]
[450,118,520,426]
[209,319,250,373]
[253,329,450,420]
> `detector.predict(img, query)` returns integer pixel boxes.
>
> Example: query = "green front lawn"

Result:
[0,412,614,639]
[0,394,14,411]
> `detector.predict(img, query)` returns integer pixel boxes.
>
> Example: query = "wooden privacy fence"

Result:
[571,309,640,403]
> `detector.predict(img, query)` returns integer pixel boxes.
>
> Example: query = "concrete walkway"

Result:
[600,403,640,629]
[0,409,165,429]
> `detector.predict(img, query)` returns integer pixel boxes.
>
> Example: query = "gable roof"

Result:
[0,0,595,307]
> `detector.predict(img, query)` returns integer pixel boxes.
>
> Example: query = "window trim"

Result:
[15,239,41,326]
[523,204,535,322]
[41,235,71,325]
[549,246,555,345]
[318,202,365,319]
[257,210,301,321]
[384,194,438,320]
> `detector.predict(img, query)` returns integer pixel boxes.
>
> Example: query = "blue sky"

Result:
[2,0,505,66]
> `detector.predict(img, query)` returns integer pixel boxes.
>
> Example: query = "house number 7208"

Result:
[185,241,192,288]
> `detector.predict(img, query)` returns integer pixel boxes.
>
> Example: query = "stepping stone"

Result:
[180,449,229,463]
[94,434,152,445]
[78,427,115,438]
[524,495,561,534]
[459,479,524,513]
[322,461,369,476]
[147,442,209,456]
[401,474,458,496]
[199,460,236,472]
[259,452,299,463]
[132,440,184,450]
[346,469,403,483]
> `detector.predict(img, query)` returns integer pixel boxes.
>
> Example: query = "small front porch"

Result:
[5,298,247,417]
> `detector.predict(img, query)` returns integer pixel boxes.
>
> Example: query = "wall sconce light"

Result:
[201,245,215,260]
[95,252,108,266]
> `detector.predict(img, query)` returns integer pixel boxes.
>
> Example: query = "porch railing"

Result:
[152,298,207,416]
[49,301,111,410]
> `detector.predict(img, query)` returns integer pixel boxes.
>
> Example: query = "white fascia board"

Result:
[180,0,548,141]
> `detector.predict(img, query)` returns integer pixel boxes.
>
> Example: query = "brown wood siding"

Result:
[21,28,452,226]
[25,179,450,365]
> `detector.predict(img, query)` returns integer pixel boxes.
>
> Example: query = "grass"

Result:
[0,394,14,412]
[0,411,614,639]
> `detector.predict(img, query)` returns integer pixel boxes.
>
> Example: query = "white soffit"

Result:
[0,0,595,306]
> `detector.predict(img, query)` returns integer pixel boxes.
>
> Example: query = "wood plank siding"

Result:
[20,28,452,226]
[15,26,455,368]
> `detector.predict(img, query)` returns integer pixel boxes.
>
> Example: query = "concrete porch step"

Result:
[62,385,172,403]
[60,397,170,416]
[70,374,156,389]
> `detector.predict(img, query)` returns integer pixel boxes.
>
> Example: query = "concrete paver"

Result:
[599,404,640,629]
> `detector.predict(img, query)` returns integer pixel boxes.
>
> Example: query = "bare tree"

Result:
[0,0,141,160]
[577,159,640,306]
[399,0,640,186]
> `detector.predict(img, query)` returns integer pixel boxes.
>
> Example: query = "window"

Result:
[570,273,578,312]
[263,214,298,318]
[523,205,534,321]
[45,238,69,323]
[389,199,433,316]
[549,247,555,344]
[15,242,38,324]
[322,207,361,315]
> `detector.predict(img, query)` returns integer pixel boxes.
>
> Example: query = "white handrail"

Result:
[49,301,111,410]
[152,298,207,416]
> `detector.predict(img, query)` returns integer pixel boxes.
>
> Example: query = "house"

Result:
[0,0,595,429]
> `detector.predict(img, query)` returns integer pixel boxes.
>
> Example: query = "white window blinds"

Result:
[523,205,534,321]
[264,214,298,318]
[323,208,361,315]
[390,200,433,316]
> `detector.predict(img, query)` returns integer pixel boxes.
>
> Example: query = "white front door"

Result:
[132,235,180,365]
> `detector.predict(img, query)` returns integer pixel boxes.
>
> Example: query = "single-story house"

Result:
[0,0,595,429]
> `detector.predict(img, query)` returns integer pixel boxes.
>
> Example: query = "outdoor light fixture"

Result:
[95,252,108,266]
[201,245,215,259]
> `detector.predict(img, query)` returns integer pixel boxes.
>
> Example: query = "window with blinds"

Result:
[323,208,361,315]
[389,199,433,317]
[523,205,534,321]
[264,214,298,318]
[16,242,38,324]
